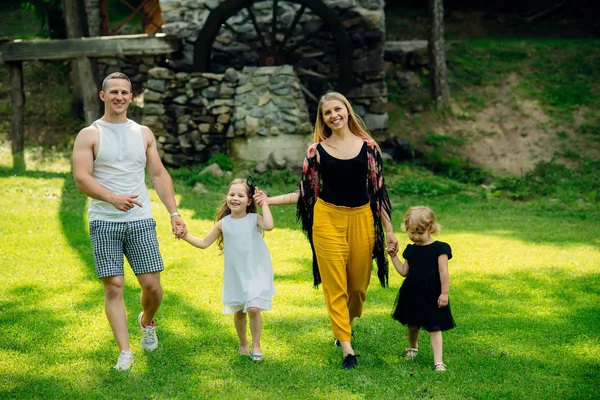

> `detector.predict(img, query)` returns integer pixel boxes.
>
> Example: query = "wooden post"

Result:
[100,0,109,36]
[8,61,25,170]
[62,0,100,125]
[428,0,450,109]
[76,57,101,125]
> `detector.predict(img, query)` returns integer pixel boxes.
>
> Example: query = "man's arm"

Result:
[72,126,142,211]
[143,126,187,237]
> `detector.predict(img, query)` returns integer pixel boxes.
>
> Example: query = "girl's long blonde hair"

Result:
[313,91,375,143]
[215,178,257,251]
[401,206,442,235]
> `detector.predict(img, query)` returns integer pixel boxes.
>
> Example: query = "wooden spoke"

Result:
[220,20,247,43]
[270,0,279,48]
[278,5,306,51]
[298,82,319,103]
[246,5,269,49]
[296,67,327,79]
[283,22,327,56]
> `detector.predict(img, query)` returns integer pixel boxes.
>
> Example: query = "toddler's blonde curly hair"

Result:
[401,206,442,235]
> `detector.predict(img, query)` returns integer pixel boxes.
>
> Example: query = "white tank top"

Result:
[88,119,153,222]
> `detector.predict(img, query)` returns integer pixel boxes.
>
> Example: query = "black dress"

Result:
[392,241,456,332]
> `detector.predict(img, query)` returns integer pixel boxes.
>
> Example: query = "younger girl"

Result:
[387,206,455,372]
[181,178,275,362]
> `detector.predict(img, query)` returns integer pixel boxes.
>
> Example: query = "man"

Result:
[72,72,187,370]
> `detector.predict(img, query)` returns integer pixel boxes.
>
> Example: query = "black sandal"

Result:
[342,354,359,369]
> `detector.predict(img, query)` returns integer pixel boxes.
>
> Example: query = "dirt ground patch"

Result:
[399,73,597,175]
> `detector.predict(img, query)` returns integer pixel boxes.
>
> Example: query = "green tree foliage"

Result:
[21,0,64,38]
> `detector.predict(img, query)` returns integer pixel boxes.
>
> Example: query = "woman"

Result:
[259,91,397,369]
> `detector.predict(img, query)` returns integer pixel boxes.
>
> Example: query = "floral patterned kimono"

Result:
[296,137,392,288]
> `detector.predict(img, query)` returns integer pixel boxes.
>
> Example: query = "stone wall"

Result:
[141,67,236,166]
[142,65,314,167]
[97,56,165,96]
[384,40,439,114]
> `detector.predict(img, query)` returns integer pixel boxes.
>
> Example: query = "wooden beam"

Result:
[0,34,179,63]
[9,61,25,164]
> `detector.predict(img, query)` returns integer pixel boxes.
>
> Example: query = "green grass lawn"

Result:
[0,147,599,400]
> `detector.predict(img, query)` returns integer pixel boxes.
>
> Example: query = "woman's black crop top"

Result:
[317,142,369,207]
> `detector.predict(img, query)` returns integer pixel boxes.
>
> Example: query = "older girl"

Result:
[181,178,275,362]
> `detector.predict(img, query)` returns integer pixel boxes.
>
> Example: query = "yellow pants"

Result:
[312,198,375,342]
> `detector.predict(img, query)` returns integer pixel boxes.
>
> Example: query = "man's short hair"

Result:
[101,72,132,92]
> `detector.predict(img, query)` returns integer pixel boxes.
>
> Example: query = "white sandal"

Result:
[404,348,418,360]
[434,362,447,372]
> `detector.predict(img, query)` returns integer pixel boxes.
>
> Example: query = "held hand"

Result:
[111,194,143,212]
[385,245,396,256]
[438,293,449,308]
[253,189,268,207]
[172,216,188,239]
[386,231,399,257]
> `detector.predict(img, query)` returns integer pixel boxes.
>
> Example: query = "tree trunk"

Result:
[62,0,100,125]
[428,0,450,109]
[9,61,25,170]
[83,0,101,37]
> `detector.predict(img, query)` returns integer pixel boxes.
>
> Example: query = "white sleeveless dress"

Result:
[221,213,275,314]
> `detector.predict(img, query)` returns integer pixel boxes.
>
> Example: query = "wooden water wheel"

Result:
[194,0,354,104]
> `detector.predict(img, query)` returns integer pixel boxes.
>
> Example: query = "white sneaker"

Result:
[138,312,158,351]
[114,351,134,370]
[434,362,447,372]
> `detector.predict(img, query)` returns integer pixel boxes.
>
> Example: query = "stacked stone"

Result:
[232,65,312,138]
[159,0,214,66]
[97,56,163,95]
[384,40,433,113]
[142,66,239,167]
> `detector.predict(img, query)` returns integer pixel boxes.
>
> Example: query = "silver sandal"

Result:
[404,348,418,360]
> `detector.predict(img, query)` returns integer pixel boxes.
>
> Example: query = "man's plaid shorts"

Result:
[89,218,165,279]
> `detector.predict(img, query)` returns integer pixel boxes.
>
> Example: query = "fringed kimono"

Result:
[296,137,392,288]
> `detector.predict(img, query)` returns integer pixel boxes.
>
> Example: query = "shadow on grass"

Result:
[0,166,94,278]
[58,169,97,280]
[0,285,68,353]
[0,167,67,180]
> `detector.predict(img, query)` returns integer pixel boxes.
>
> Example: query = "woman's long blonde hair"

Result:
[215,178,257,251]
[313,91,374,143]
